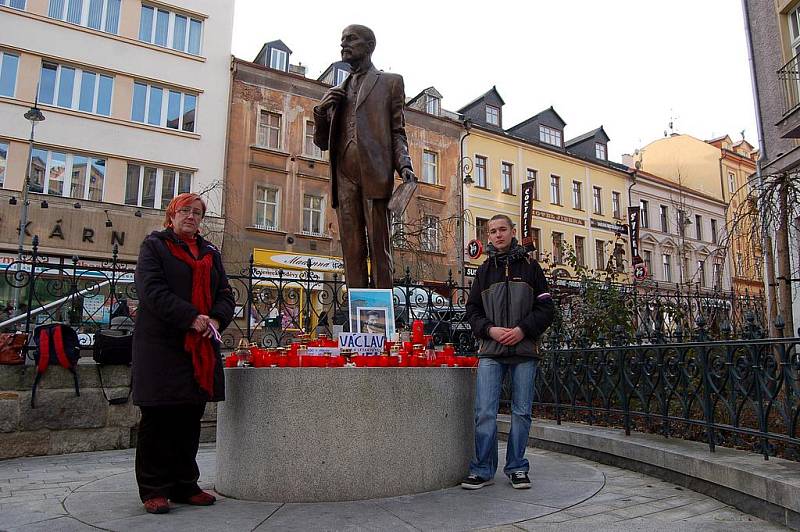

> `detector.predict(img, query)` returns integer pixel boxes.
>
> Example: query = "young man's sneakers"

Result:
[509,471,531,489]
[460,474,494,490]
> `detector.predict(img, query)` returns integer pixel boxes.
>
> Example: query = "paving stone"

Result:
[0,499,68,529]
[256,500,415,531]
[8,515,99,531]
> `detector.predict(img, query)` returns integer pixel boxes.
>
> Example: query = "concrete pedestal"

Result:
[216,367,475,502]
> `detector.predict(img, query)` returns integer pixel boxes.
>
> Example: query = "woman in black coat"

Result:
[132,193,235,514]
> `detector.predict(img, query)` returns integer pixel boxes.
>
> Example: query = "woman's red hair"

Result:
[163,193,206,229]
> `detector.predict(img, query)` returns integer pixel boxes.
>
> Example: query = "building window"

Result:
[331,69,348,86]
[526,168,538,199]
[550,175,561,205]
[642,250,652,277]
[255,185,279,229]
[710,218,718,244]
[39,62,113,116]
[304,121,323,159]
[639,200,649,228]
[572,181,582,210]
[698,260,706,287]
[302,194,324,235]
[257,111,281,149]
[660,205,669,233]
[28,147,105,200]
[425,95,440,115]
[612,191,621,218]
[269,48,288,71]
[677,209,687,237]
[125,163,190,208]
[595,143,606,160]
[475,155,487,188]
[391,212,404,242]
[485,105,499,126]
[0,52,19,98]
[531,228,541,260]
[728,172,737,195]
[48,0,120,34]
[695,214,703,240]
[421,215,440,252]
[552,232,563,264]
[539,125,562,147]
[755,255,763,280]
[735,252,744,277]
[575,235,585,267]
[422,150,438,184]
[1,1,27,9]
[131,81,196,131]
[592,186,602,214]
[712,262,722,289]
[595,240,605,271]
[0,141,8,188]
[790,4,800,55]
[501,162,513,193]
[662,253,672,282]
[139,4,202,55]
[476,217,488,244]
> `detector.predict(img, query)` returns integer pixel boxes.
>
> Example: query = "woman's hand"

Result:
[202,318,220,339]
[191,314,210,334]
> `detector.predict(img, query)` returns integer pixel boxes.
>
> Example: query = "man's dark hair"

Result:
[489,214,514,228]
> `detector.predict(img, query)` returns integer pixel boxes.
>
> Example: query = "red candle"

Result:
[412,319,425,345]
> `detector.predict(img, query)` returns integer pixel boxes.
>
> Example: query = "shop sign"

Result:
[532,209,586,226]
[252,267,323,281]
[466,239,483,260]
[628,207,641,259]
[253,249,344,272]
[590,218,628,235]
[521,181,535,246]
[465,266,478,278]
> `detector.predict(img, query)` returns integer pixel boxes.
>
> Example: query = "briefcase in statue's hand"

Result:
[388,178,417,216]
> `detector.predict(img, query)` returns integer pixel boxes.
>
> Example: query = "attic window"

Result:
[269,48,288,71]
[485,105,499,126]
[539,125,562,147]
[335,68,349,85]
[425,95,440,116]
[595,143,606,160]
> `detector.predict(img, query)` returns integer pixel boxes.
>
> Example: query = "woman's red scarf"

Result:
[165,238,216,397]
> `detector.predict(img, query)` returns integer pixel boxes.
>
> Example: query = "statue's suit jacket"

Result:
[314,66,413,208]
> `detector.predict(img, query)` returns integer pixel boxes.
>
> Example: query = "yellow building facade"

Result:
[636,134,762,293]
[457,93,631,281]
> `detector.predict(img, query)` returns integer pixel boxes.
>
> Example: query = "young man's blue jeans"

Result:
[469,357,538,479]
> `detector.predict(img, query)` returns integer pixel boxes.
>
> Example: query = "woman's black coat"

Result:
[132,229,235,406]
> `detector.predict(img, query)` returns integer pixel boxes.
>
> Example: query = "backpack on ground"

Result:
[31,323,81,408]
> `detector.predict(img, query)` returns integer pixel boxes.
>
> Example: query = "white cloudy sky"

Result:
[231,0,758,161]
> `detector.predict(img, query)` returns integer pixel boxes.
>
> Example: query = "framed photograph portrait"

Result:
[348,289,395,338]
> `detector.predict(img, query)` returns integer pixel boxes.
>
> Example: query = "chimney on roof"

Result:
[289,63,306,77]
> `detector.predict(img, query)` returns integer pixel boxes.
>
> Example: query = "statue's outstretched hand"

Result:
[401,168,417,183]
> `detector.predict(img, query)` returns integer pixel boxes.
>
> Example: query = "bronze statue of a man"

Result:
[313,24,415,289]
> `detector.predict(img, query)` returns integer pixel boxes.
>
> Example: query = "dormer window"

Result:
[539,125,562,147]
[335,68,349,85]
[425,95,440,116]
[485,105,499,126]
[269,48,288,71]
[595,143,607,160]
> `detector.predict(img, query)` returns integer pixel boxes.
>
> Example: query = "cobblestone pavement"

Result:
[0,443,786,531]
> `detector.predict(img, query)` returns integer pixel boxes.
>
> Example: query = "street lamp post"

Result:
[13,104,45,315]
[458,119,473,288]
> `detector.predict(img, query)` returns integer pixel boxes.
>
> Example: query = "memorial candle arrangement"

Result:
[225,320,478,368]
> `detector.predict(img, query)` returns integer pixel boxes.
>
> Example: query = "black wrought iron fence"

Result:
[527,319,800,461]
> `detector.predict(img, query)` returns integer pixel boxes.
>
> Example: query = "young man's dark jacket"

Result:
[466,238,555,359]
[132,229,235,406]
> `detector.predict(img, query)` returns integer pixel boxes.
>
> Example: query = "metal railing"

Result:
[778,51,800,116]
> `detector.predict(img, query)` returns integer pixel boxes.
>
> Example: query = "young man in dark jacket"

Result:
[462,214,555,490]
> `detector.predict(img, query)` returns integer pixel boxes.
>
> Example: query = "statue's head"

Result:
[340,25,376,66]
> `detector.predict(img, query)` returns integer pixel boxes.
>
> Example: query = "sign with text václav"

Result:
[338,333,385,355]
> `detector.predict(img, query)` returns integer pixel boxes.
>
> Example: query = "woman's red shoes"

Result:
[143,496,170,514]
[173,490,216,506]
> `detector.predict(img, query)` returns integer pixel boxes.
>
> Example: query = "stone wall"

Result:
[0,362,217,460]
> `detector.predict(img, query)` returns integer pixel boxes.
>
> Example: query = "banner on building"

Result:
[628,206,641,261]
[520,181,535,249]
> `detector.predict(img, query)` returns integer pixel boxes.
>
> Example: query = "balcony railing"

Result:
[779,52,800,117]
